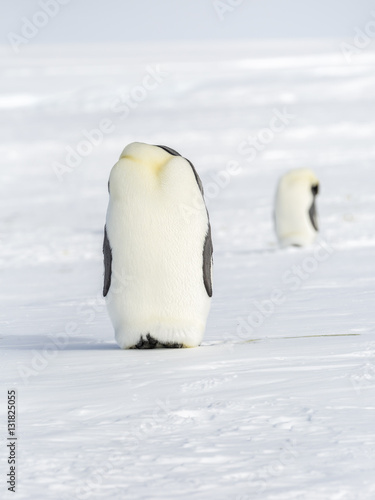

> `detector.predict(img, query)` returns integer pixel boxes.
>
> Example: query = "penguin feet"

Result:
[133,333,183,349]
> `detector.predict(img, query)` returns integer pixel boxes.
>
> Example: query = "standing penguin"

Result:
[274,168,320,247]
[103,142,213,349]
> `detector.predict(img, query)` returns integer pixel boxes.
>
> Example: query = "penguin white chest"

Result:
[274,168,320,247]
[103,142,212,349]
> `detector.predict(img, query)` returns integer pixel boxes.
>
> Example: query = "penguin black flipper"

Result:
[309,200,318,231]
[309,184,319,231]
[103,225,112,297]
[203,224,213,297]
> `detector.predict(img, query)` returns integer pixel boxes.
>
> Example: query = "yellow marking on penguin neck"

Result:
[121,153,169,176]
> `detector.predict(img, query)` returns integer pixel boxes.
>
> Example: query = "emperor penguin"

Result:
[274,168,320,247]
[103,142,213,349]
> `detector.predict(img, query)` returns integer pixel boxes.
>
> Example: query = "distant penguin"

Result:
[103,142,213,349]
[274,168,319,247]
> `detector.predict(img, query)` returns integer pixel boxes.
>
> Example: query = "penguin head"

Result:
[108,142,202,206]
[278,168,319,205]
[118,142,174,175]
[108,142,175,196]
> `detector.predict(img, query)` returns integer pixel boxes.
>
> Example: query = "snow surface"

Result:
[1,39,375,499]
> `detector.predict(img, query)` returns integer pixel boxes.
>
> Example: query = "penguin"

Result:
[274,168,320,247]
[103,142,213,349]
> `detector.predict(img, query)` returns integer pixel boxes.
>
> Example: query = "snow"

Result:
[1,39,375,499]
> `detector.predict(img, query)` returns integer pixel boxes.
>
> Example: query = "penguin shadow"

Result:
[0,334,120,351]
[226,244,304,257]
[232,246,279,256]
